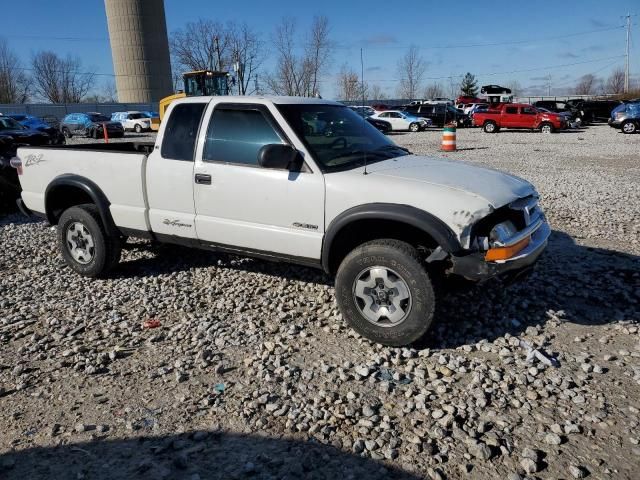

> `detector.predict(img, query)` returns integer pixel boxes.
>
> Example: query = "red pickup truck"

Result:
[473,103,567,133]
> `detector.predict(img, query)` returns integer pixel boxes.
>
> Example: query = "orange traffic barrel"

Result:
[441,124,456,151]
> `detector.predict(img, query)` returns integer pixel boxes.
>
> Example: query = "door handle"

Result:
[195,173,212,185]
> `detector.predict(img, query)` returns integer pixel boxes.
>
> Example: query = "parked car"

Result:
[370,103,391,112]
[349,107,392,133]
[6,114,65,144]
[565,99,623,122]
[460,103,488,115]
[608,101,640,134]
[473,104,567,133]
[111,111,152,133]
[535,107,573,125]
[532,101,583,123]
[348,106,376,117]
[404,104,471,127]
[369,110,430,131]
[0,116,52,145]
[366,117,392,134]
[60,112,125,139]
[0,136,21,212]
[13,95,550,347]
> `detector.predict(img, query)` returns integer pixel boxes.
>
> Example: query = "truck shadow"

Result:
[0,430,422,480]
[117,229,639,349]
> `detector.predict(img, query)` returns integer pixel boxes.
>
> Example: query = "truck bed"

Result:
[17,144,151,231]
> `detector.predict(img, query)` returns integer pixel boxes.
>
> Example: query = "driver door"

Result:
[193,102,325,261]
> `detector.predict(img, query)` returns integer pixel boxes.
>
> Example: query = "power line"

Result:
[336,25,625,50]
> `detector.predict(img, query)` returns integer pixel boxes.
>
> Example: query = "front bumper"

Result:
[450,220,551,282]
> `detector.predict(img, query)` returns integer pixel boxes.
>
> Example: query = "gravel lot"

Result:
[0,124,639,479]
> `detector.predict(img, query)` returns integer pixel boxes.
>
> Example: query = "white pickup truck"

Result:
[13,96,550,346]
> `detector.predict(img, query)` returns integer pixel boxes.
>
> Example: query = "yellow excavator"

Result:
[151,70,231,131]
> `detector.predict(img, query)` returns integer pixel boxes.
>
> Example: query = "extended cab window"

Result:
[203,107,283,166]
[161,103,206,161]
[505,107,518,114]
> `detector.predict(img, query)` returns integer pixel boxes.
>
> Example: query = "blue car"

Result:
[60,112,125,139]
[609,102,640,134]
[6,114,65,144]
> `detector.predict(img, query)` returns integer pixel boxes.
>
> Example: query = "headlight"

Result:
[489,220,518,245]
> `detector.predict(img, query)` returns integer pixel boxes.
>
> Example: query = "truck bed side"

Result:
[17,144,149,231]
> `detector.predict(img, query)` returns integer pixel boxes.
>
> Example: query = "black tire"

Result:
[335,239,435,347]
[57,204,121,278]
[539,122,554,134]
[483,121,498,133]
[409,122,420,132]
[622,120,637,134]
[62,127,72,139]
[135,124,142,133]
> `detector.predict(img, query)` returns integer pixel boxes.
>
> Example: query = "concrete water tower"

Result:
[104,0,173,103]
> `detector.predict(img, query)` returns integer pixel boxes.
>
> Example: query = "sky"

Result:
[1,0,638,100]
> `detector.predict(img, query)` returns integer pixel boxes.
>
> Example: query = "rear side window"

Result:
[161,103,206,161]
[505,107,518,114]
[521,107,536,115]
[203,107,283,166]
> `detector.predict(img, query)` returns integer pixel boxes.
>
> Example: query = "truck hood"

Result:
[358,154,535,208]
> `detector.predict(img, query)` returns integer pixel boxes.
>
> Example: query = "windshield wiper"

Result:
[375,144,411,154]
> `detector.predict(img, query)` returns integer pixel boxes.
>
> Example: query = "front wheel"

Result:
[540,122,554,134]
[335,239,435,347]
[409,122,420,132]
[135,124,142,133]
[58,204,121,278]
[62,128,72,139]
[622,120,637,134]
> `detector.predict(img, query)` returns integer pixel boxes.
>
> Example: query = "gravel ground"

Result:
[0,124,639,479]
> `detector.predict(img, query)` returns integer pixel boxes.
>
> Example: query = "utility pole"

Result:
[625,13,631,93]
[546,74,551,97]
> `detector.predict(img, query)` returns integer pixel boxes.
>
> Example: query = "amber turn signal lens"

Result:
[485,237,530,261]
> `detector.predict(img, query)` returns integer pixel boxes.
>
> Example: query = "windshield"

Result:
[88,114,110,122]
[277,104,408,172]
[0,117,25,130]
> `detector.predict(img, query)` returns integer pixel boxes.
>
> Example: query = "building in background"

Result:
[104,0,172,103]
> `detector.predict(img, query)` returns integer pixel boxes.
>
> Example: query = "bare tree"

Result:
[306,16,332,97]
[227,22,263,95]
[0,38,29,103]
[170,20,229,72]
[397,46,426,100]
[31,51,94,103]
[606,67,625,94]
[423,82,444,99]
[574,74,598,95]
[266,16,333,97]
[505,79,522,97]
[336,64,368,101]
[369,84,386,101]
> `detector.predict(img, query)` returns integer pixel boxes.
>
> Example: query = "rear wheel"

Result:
[335,239,435,346]
[62,127,72,139]
[135,124,142,133]
[622,120,637,134]
[483,121,498,133]
[58,204,121,278]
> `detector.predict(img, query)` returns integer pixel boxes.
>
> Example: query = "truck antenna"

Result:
[361,48,368,175]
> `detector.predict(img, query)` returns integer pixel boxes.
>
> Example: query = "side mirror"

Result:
[258,144,301,170]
